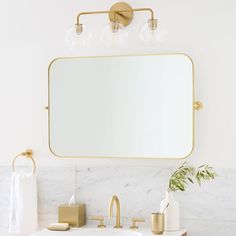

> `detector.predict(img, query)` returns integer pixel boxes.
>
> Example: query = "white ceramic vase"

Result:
[160,191,180,231]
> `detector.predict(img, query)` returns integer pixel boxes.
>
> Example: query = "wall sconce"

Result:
[65,2,159,49]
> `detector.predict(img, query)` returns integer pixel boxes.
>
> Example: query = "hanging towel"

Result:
[9,172,38,235]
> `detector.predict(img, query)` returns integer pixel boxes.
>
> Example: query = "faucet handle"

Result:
[130,218,145,229]
[90,216,106,228]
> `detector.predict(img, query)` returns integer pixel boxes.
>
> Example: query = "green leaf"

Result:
[187,177,194,183]
[168,162,217,192]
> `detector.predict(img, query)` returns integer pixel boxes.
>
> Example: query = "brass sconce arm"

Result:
[76,3,155,27]
[77,8,154,24]
[77,10,112,25]
[133,8,154,20]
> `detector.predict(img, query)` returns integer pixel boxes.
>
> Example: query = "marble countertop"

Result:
[29,226,187,236]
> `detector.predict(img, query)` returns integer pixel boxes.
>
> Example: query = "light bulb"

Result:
[100,22,127,48]
[140,19,161,47]
[65,24,93,50]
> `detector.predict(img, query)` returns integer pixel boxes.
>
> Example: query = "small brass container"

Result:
[151,213,164,235]
[58,204,86,227]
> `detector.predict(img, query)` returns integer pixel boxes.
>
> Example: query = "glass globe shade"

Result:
[100,22,127,48]
[140,20,161,47]
[65,25,93,50]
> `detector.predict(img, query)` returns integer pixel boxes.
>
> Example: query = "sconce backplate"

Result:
[109,2,133,26]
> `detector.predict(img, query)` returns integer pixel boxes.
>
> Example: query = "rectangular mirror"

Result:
[48,54,194,159]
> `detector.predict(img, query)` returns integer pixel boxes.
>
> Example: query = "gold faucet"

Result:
[109,195,123,228]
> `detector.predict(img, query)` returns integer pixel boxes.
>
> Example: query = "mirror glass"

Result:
[49,54,194,159]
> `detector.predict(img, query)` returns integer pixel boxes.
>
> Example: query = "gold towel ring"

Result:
[12,149,36,174]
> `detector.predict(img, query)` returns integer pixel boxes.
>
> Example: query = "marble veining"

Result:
[76,166,172,220]
[0,165,236,236]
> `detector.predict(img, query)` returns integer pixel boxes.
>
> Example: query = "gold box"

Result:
[58,204,86,227]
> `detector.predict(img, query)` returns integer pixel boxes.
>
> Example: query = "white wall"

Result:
[0,0,236,168]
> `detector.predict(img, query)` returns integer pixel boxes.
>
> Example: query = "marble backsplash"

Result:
[0,165,236,236]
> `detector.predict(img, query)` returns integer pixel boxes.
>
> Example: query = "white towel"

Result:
[9,172,38,235]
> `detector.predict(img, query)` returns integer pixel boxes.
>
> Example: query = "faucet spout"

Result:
[109,195,122,228]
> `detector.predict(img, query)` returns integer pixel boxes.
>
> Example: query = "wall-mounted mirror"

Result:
[48,54,194,159]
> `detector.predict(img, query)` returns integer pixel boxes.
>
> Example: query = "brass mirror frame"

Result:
[47,53,200,159]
